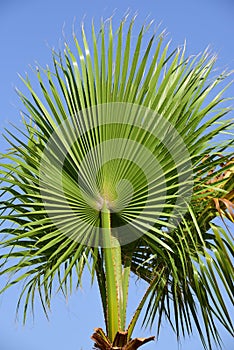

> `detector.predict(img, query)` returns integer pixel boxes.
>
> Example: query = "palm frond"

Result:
[0,17,233,349]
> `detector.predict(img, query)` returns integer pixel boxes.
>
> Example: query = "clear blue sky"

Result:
[0,1,233,350]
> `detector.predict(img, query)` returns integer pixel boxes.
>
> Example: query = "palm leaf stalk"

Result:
[0,17,233,350]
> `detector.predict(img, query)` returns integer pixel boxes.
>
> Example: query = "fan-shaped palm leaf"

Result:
[0,17,233,350]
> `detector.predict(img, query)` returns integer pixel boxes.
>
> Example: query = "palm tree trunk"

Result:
[91,328,155,350]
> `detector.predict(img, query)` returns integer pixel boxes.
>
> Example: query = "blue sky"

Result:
[0,1,233,349]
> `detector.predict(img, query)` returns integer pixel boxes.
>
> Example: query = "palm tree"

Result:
[0,17,233,350]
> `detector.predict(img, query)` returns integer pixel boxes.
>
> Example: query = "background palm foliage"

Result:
[0,17,233,350]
